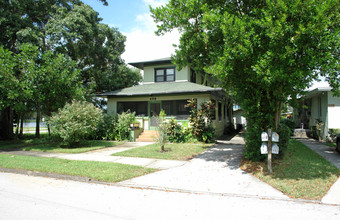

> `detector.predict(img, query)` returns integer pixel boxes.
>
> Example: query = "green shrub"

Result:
[244,125,265,161]
[186,99,215,143]
[167,119,186,143]
[328,129,340,142]
[276,123,291,158]
[95,114,118,140]
[50,100,103,146]
[280,118,296,134]
[116,110,136,141]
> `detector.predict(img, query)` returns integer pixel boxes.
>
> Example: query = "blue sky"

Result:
[82,0,180,63]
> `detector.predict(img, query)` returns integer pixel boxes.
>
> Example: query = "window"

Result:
[155,67,175,82]
[318,97,322,117]
[162,100,190,119]
[117,101,148,116]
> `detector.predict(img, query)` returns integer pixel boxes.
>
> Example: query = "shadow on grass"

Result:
[257,139,340,181]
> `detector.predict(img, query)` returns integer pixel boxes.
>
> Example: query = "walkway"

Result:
[0,142,187,170]
[296,138,340,205]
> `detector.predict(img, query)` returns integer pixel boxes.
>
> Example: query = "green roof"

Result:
[99,81,222,97]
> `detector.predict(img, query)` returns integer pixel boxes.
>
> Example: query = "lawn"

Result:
[240,139,340,200]
[0,134,123,153]
[0,154,156,182]
[113,143,213,160]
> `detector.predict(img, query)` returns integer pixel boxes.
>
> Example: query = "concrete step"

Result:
[136,130,158,142]
[136,137,155,142]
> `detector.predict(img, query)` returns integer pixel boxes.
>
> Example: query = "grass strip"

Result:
[240,139,340,200]
[0,135,122,153]
[113,143,212,161]
[0,154,156,182]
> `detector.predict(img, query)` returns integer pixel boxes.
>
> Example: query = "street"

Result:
[1,172,339,220]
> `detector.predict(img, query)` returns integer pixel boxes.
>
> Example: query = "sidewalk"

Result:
[0,142,188,170]
[296,138,340,205]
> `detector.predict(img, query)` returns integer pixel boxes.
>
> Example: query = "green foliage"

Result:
[186,99,215,143]
[328,129,340,143]
[95,114,118,140]
[167,119,187,143]
[50,100,103,146]
[280,119,296,134]
[116,111,136,141]
[153,110,168,151]
[277,123,292,159]
[151,0,340,160]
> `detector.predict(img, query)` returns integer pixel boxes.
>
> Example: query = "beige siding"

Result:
[328,92,340,129]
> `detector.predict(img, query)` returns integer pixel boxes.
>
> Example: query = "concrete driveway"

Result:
[121,135,288,199]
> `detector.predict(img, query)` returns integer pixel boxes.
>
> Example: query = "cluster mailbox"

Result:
[261,131,279,154]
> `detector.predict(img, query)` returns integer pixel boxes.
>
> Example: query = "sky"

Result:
[82,0,180,64]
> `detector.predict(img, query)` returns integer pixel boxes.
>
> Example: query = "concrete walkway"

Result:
[296,138,340,205]
[0,142,188,170]
[121,135,288,199]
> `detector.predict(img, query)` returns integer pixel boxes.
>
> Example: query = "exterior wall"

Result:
[143,64,189,84]
[308,92,328,127]
[328,92,340,129]
[107,93,230,136]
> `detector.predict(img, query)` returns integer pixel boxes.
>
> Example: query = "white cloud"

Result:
[121,0,179,64]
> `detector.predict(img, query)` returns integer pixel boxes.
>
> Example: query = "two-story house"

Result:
[99,57,232,138]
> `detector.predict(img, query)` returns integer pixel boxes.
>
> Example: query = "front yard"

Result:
[0,134,122,153]
[0,154,155,182]
[112,143,213,160]
[240,139,340,200]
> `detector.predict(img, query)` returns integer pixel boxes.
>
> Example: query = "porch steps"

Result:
[136,130,158,142]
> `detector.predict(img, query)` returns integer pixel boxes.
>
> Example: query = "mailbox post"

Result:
[261,128,279,174]
[268,129,272,174]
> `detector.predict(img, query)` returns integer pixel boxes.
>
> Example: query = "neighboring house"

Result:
[294,87,340,141]
[99,57,233,137]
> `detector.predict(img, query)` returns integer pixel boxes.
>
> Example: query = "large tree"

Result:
[151,0,339,160]
[0,0,141,139]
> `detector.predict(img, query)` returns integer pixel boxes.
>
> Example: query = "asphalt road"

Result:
[1,172,340,220]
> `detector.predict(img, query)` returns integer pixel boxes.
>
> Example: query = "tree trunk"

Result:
[274,101,282,130]
[36,105,41,138]
[0,107,14,140]
[19,114,24,137]
[15,112,19,139]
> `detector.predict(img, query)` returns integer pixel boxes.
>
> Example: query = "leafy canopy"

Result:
[151,0,339,160]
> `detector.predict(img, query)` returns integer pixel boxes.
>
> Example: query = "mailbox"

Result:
[261,132,268,141]
[272,143,279,154]
[261,143,268,154]
[272,132,279,142]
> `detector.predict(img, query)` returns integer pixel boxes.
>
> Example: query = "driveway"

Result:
[121,135,288,199]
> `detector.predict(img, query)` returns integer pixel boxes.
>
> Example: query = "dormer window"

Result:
[155,67,175,82]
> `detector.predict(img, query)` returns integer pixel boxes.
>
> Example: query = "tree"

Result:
[0,0,141,139]
[151,0,340,160]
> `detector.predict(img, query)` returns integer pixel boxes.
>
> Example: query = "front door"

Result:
[149,102,161,130]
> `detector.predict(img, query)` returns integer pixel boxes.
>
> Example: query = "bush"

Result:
[186,99,215,143]
[167,119,186,143]
[95,114,118,140]
[280,118,296,134]
[94,111,136,141]
[50,100,103,146]
[276,123,292,158]
[116,110,136,141]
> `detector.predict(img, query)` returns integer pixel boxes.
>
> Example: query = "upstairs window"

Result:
[155,67,175,82]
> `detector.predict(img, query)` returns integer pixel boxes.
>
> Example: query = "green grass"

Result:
[113,143,213,160]
[0,134,123,153]
[0,154,156,182]
[326,142,336,148]
[241,139,340,200]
